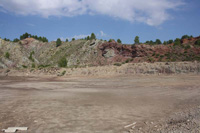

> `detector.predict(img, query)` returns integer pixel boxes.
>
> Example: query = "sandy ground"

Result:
[0,75,200,133]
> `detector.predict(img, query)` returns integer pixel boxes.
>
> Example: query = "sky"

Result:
[0,0,200,44]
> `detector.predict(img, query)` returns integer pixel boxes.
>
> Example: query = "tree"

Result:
[181,35,190,40]
[13,38,19,42]
[117,39,122,43]
[58,57,67,67]
[167,40,173,44]
[56,38,62,47]
[4,38,10,41]
[19,33,48,42]
[149,40,154,45]
[90,33,96,40]
[66,39,68,42]
[155,39,162,44]
[72,38,75,41]
[163,41,167,45]
[145,41,150,44]
[20,32,30,40]
[134,36,139,44]
[86,36,90,40]
[109,39,114,42]
[174,38,181,46]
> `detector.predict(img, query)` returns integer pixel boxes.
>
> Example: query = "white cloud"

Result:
[60,34,90,41]
[0,0,184,26]
[100,31,107,37]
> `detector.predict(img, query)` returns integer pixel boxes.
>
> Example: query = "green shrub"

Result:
[61,70,66,76]
[114,62,121,66]
[125,58,132,63]
[58,57,67,67]
[56,38,62,47]
[38,64,50,68]
[134,36,139,44]
[90,33,96,40]
[117,39,122,43]
[148,57,154,62]
[184,45,191,50]
[32,63,35,68]
[22,65,27,68]
[160,55,164,58]
[5,52,10,59]
[156,54,160,58]
[155,39,162,44]
[181,35,190,40]
[29,51,35,62]
[174,38,181,46]
[109,39,114,42]
[195,40,200,46]
[13,38,19,42]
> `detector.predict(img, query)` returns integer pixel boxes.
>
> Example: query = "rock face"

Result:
[0,36,200,69]
[98,36,200,64]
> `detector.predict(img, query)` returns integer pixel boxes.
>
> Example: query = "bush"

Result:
[22,65,27,68]
[5,52,10,59]
[29,51,35,62]
[4,38,10,41]
[114,62,121,66]
[174,38,181,46]
[58,57,67,67]
[181,35,190,40]
[56,38,62,47]
[38,64,50,68]
[13,38,19,42]
[134,36,139,44]
[72,38,75,41]
[90,33,96,40]
[32,63,35,68]
[117,39,122,43]
[163,41,167,45]
[195,40,200,46]
[20,32,48,42]
[61,70,66,76]
[167,40,173,44]
[184,45,191,50]
[155,39,162,44]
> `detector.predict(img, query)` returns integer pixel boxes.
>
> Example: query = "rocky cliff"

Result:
[0,36,200,69]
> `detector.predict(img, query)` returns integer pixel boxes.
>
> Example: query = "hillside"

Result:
[0,36,200,69]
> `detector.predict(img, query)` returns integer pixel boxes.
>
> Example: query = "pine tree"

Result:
[56,38,62,47]
[134,36,139,44]
[155,39,162,44]
[90,33,96,40]
[117,39,122,43]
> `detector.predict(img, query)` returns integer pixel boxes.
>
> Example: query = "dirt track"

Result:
[0,75,200,133]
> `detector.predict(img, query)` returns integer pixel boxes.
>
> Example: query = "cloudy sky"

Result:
[0,0,200,43]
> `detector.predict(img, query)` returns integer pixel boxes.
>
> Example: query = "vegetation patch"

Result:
[22,65,27,68]
[58,57,67,67]
[114,62,122,66]
[29,51,35,62]
[5,52,10,59]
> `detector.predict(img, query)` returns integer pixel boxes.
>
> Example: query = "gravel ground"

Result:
[0,75,200,133]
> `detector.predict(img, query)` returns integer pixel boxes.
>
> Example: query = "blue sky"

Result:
[0,0,200,44]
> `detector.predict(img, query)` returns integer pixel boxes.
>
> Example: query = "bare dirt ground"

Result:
[0,75,200,133]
